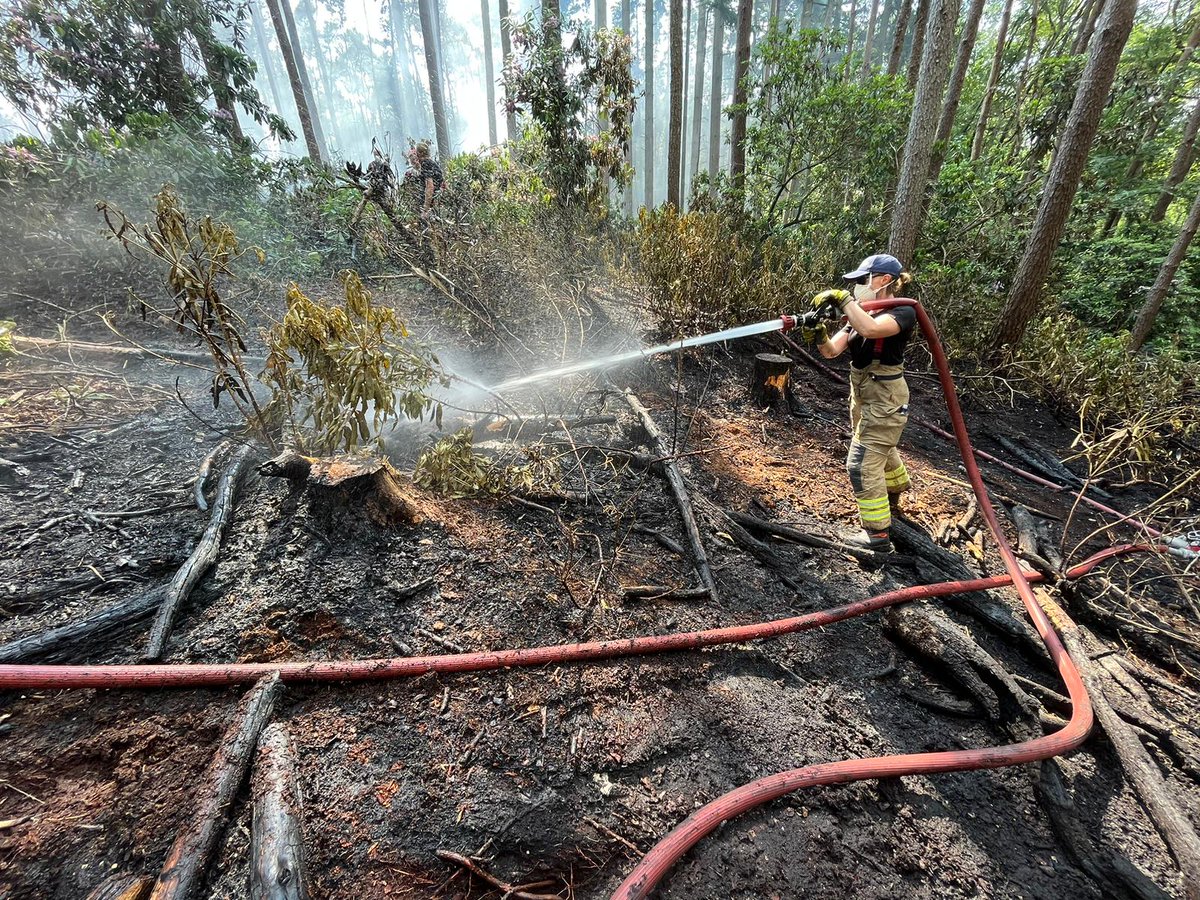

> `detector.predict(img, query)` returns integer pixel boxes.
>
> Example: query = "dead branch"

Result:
[251,723,309,900]
[1041,592,1200,899]
[151,673,281,900]
[144,444,254,661]
[0,587,169,663]
[691,494,805,592]
[434,850,562,900]
[619,389,716,598]
[728,510,912,566]
[194,440,231,512]
[621,585,712,601]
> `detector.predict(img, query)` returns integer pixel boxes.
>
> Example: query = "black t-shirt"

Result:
[419,158,443,193]
[848,305,917,368]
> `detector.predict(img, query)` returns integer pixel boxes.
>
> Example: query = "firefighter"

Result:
[405,142,443,222]
[802,253,916,552]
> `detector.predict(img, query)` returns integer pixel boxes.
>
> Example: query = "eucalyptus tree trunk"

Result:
[499,0,517,140]
[597,0,610,199]
[846,0,859,61]
[418,0,450,157]
[887,0,912,75]
[263,0,324,161]
[645,0,656,207]
[689,1,709,191]
[669,0,685,207]
[886,0,960,264]
[622,0,633,215]
[990,0,1138,353]
[708,4,726,186]
[1151,99,1200,222]
[860,0,880,76]
[970,0,1014,160]
[482,0,498,145]
[279,0,328,158]
[681,0,692,196]
[729,0,754,185]
[1130,182,1200,350]
[928,0,986,181]
[296,0,334,113]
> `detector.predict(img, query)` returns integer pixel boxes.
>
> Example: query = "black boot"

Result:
[848,529,893,552]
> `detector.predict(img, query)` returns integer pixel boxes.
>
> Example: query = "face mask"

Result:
[853,282,877,302]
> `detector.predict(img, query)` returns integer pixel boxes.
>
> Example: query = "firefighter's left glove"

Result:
[800,322,829,345]
[812,289,851,312]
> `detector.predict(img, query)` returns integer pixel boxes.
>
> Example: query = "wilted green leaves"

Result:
[413,428,559,499]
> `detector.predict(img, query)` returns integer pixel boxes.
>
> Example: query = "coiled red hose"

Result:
[0,300,1155,899]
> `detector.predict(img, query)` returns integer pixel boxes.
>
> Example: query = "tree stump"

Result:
[259,450,424,527]
[750,353,793,409]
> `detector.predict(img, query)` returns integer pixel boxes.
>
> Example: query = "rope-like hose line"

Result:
[0,300,1158,898]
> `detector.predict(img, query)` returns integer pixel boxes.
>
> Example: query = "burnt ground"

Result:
[1,277,1198,900]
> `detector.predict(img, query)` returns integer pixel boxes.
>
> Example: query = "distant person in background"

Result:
[406,142,443,222]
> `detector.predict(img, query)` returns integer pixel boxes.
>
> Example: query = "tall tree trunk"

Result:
[418,0,450,156]
[296,0,335,114]
[433,0,456,146]
[683,0,693,198]
[887,0,960,264]
[1151,98,1200,222]
[1071,0,1104,55]
[498,0,517,140]
[622,0,633,215]
[860,0,881,75]
[597,0,610,201]
[708,4,726,187]
[990,0,1138,353]
[904,0,931,87]
[1103,15,1200,234]
[669,0,685,207]
[279,0,328,158]
[645,0,656,207]
[1129,181,1200,350]
[689,1,709,189]
[193,29,245,144]
[846,0,860,60]
[481,0,498,145]
[729,0,754,185]
[1010,0,1041,158]
[928,0,986,181]
[263,0,323,161]
[970,0,1014,161]
[388,0,412,136]
[251,0,286,117]
[887,0,912,75]
[801,0,815,28]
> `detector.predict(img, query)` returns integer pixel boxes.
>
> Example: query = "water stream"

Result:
[486,318,785,393]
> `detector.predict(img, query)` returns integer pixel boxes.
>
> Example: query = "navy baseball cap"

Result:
[843,253,904,280]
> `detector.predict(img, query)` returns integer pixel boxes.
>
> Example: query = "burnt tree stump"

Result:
[258,451,423,527]
[750,353,793,410]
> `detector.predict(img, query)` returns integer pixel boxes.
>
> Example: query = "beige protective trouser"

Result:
[846,363,911,532]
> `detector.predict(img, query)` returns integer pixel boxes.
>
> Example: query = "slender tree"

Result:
[481,0,498,145]
[887,0,959,263]
[418,0,450,156]
[645,0,656,207]
[279,0,328,157]
[927,0,985,182]
[860,0,880,75]
[689,0,709,192]
[846,0,859,60]
[1130,182,1200,350]
[622,0,633,215]
[499,0,518,140]
[1071,0,1104,55]
[190,15,245,144]
[970,0,1014,160]
[990,0,1138,352]
[597,0,610,199]
[1151,99,1200,222]
[250,0,286,116]
[887,0,912,75]
[669,0,685,206]
[296,0,334,113]
[709,1,727,185]
[729,0,754,184]
[904,0,930,86]
[263,0,324,160]
[681,0,692,191]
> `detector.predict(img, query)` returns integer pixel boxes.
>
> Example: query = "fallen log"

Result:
[151,673,281,900]
[727,510,912,567]
[0,588,164,664]
[619,389,716,598]
[257,450,422,527]
[144,444,254,662]
[194,440,231,512]
[251,723,309,900]
[474,414,618,441]
[691,494,805,593]
[85,874,153,900]
[1041,592,1200,900]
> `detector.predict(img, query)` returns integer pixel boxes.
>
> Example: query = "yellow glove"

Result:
[812,289,851,312]
[800,322,829,345]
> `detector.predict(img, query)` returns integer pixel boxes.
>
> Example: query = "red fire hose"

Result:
[0,300,1161,898]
